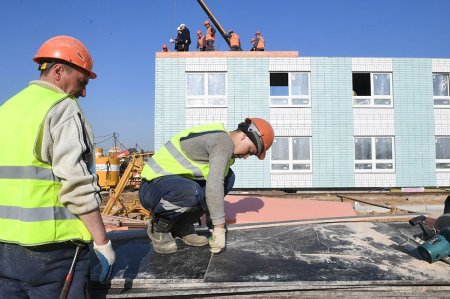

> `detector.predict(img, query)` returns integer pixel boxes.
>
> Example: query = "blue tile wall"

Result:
[311,57,355,187]
[392,58,436,187]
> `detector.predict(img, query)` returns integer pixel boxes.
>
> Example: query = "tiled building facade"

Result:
[154,52,450,189]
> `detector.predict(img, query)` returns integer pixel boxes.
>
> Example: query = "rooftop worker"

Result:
[139,118,275,254]
[226,30,242,51]
[250,37,256,51]
[170,26,185,52]
[0,35,115,298]
[203,20,216,51]
[252,31,265,51]
[179,23,192,52]
[162,44,169,52]
[196,30,206,51]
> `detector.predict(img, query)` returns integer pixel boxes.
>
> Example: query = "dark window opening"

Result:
[270,73,289,96]
[353,73,371,96]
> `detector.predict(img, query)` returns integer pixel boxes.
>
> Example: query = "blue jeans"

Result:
[139,169,235,222]
[0,242,91,299]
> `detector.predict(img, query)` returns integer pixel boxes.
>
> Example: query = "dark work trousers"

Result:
[444,195,450,214]
[139,169,235,222]
[0,242,91,299]
[205,40,215,51]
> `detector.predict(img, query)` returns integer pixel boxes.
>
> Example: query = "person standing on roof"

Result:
[196,30,206,51]
[139,118,275,254]
[251,31,265,51]
[0,35,115,298]
[226,30,241,51]
[170,26,185,52]
[204,20,216,51]
[179,23,191,52]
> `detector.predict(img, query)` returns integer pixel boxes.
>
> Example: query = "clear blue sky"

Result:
[1,0,449,151]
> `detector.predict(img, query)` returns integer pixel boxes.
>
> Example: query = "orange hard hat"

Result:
[204,20,210,25]
[238,117,274,160]
[197,30,202,35]
[33,35,96,79]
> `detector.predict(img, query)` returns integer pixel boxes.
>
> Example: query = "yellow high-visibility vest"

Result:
[0,84,92,245]
[141,123,234,182]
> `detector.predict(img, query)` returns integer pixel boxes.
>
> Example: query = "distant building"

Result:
[154,51,450,189]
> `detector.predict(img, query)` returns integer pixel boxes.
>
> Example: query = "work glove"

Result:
[93,240,116,283]
[169,38,175,43]
[209,227,226,254]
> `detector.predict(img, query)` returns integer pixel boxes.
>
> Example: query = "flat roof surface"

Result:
[91,220,450,298]
[156,51,299,58]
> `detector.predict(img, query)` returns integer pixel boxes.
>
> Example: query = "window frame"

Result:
[433,73,450,107]
[436,136,450,171]
[185,72,227,108]
[354,136,395,173]
[270,136,312,173]
[269,72,311,107]
[353,72,393,107]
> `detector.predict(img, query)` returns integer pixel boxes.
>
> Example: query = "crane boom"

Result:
[196,0,231,47]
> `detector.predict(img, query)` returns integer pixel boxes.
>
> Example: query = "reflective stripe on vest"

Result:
[0,84,92,245]
[141,123,234,182]
[0,166,58,181]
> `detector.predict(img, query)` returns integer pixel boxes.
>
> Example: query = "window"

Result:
[353,73,392,106]
[436,137,450,170]
[354,137,394,171]
[271,137,311,171]
[433,73,450,106]
[186,73,226,107]
[270,72,310,106]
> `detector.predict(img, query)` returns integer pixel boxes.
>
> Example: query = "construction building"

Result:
[155,51,450,190]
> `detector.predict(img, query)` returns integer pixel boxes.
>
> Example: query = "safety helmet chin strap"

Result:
[238,121,264,156]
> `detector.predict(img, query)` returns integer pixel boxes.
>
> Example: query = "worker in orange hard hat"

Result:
[203,19,216,51]
[196,30,206,51]
[0,35,115,297]
[139,117,274,254]
[252,31,265,51]
[226,30,242,51]
[162,44,169,52]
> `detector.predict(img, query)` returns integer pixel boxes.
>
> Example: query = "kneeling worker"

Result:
[139,118,274,254]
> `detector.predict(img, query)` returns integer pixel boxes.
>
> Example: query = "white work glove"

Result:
[209,227,226,253]
[169,38,175,43]
[93,240,116,283]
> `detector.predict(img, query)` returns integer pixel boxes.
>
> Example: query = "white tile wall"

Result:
[270,108,312,136]
[185,108,228,127]
[270,173,313,188]
[269,57,311,72]
[432,59,450,72]
[352,58,393,72]
[353,108,395,136]
[355,173,396,187]
[435,109,450,135]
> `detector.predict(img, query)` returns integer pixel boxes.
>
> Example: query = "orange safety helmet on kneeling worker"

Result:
[238,117,274,160]
[33,35,97,79]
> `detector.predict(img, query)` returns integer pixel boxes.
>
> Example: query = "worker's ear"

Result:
[52,64,64,80]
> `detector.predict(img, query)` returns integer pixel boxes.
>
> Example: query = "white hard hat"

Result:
[177,26,181,31]
[180,23,186,28]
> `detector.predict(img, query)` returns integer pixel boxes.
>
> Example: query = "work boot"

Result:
[147,217,178,254]
[171,221,208,247]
